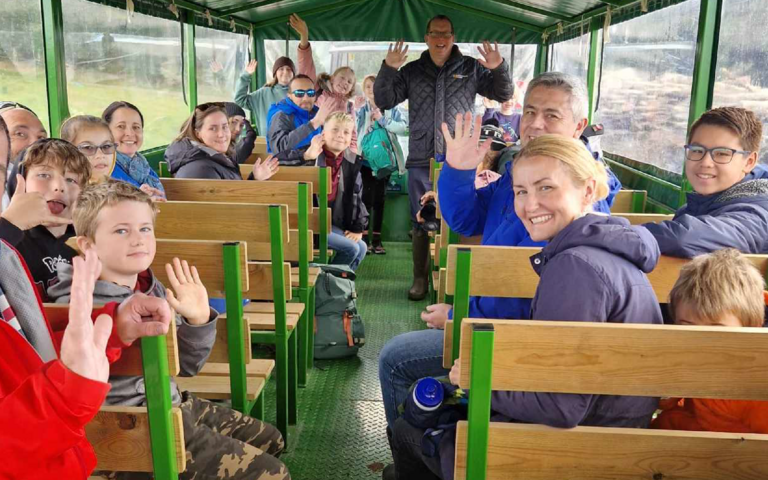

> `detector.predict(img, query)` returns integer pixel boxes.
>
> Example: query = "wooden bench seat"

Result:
[247,312,301,331]
[199,360,275,378]
[244,301,306,316]
[176,375,265,401]
[291,266,320,288]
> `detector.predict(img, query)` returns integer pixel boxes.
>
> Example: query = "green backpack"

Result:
[314,264,366,359]
[361,122,398,179]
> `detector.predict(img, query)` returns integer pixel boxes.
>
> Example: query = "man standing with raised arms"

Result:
[374,15,514,300]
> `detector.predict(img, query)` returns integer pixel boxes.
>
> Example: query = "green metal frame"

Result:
[451,248,472,364]
[40,0,69,137]
[222,242,249,414]
[297,182,311,386]
[586,17,600,125]
[159,161,171,178]
[318,166,330,264]
[465,323,495,480]
[184,11,198,112]
[534,39,549,76]
[256,37,268,93]
[141,335,180,479]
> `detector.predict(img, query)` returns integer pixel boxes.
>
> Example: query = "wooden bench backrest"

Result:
[152,239,249,294]
[613,212,674,225]
[244,137,268,164]
[44,304,186,473]
[154,201,308,262]
[454,318,768,480]
[610,189,647,213]
[240,165,331,195]
[445,244,768,303]
[160,177,328,232]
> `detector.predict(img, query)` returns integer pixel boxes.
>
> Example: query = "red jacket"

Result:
[0,243,123,480]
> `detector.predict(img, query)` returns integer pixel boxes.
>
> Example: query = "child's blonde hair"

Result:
[20,138,92,187]
[669,248,765,328]
[514,134,609,202]
[60,115,114,144]
[73,180,157,240]
[325,112,355,127]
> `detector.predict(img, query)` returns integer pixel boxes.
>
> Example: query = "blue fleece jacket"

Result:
[265,97,321,154]
[643,165,768,258]
[437,138,622,320]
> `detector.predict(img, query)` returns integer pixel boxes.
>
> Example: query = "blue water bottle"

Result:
[413,377,445,412]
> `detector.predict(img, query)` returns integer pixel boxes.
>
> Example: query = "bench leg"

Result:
[297,289,309,388]
[288,330,298,426]
[307,286,315,371]
[275,334,289,446]
[249,392,265,421]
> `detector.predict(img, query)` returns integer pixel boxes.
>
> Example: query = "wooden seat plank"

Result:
[244,301,306,316]
[247,312,301,331]
[175,375,265,400]
[199,359,275,378]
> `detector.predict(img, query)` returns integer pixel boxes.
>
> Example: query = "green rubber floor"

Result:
[259,241,429,480]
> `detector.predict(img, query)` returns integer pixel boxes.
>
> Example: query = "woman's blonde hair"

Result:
[514,134,609,202]
[669,249,766,328]
[330,66,356,100]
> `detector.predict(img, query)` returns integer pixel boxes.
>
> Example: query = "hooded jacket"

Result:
[643,165,768,257]
[489,214,662,428]
[0,240,123,479]
[165,138,241,180]
[374,46,514,168]
[114,151,165,193]
[316,149,368,233]
[48,264,217,406]
[266,97,322,155]
[437,139,622,321]
[234,72,290,136]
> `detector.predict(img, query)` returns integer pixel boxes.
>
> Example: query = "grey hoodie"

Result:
[48,264,217,406]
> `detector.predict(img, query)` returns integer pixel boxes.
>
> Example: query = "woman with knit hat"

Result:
[234,56,296,137]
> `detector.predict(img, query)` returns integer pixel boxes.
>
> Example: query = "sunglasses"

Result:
[195,102,226,112]
[77,142,117,156]
[291,89,316,98]
[0,101,36,116]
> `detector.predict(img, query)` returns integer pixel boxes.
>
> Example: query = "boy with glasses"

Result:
[643,107,768,257]
[266,74,333,160]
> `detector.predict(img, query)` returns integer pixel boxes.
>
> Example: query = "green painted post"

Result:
[141,335,179,479]
[307,282,316,363]
[452,248,472,364]
[682,0,723,208]
[184,11,198,112]
[318,167,330,263]
[269,205,291,444]
[631,191,646,213]
[159,161,171,178]
[223,243,248,414]
[250,30,259,93]
[465,324,495,480]
[534,39,549,76]
[256,36,268,92]
[586,18,601,125]
[297,183,310,386]
[40,0,69,137]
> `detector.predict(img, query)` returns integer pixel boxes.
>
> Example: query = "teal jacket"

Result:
[234,73,289,136]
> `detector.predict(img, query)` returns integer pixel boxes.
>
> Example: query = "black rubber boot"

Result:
[408,228,430,301]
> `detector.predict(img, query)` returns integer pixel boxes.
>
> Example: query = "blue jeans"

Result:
[378,328,449,428]
[327,226,367,271]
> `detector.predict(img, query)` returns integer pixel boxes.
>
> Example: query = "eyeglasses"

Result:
[427,31,453,39]
[291,89,316,98]
[77,142,117,156]
[684,144,751,164]
[0,101,36,116]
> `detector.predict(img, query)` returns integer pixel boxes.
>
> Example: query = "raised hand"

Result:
[441,112,492,171]
[449,358,461,386]
[371,107,383,122]
[252,155,280,180]
[165,257,210,326]
[477,41,503,70]
[311,96,334,128]
[60,249,112,383]
[245,59,258,75]
[1,174,73,230]
[209,60,223,73]
[114,292,172,345]
[289,14,309,47]
[385,40,409,70]
[140,184,167,203]
[304,134,325,161]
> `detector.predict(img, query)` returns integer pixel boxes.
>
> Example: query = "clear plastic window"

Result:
[550,34,591,84]
[595,0,701,174]
[62,0,189,150]
[712,0,768,164]
[195,26,249,104]
[0,0,50,130]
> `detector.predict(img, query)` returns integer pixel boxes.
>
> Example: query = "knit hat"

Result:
[224,102,246,118]
[272,56,296,78]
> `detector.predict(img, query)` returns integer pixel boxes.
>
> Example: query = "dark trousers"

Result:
[390,417,455,480]
[361,165,390,234]
[407,165,433,231]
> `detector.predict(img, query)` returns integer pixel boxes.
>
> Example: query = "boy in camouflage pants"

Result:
[49,181,290,479]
